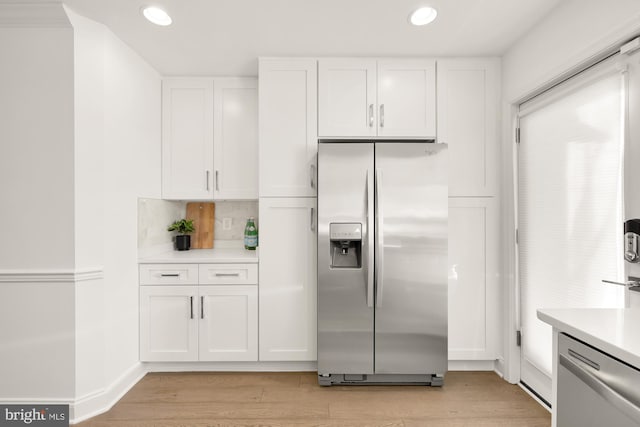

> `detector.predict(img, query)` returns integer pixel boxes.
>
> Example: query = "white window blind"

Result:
[518,61,625,382]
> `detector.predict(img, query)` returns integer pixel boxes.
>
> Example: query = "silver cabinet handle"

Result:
[190,296,194,319]
[369,104,374,127]
[160,273,180,277]
[310,207,315,232]
[375,168,384,308]
[379,104,385,128]
[366,169,374,308]
[310,164,316,189]
[559,353,640,423]
[215,170,220,192]
[206,170,210,191]
[215,272,240,277]
[200,296,204,319]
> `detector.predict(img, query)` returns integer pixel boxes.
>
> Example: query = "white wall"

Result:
[101,20,161,389]
[503,0,640,103]
[0,26,75,270]
[0,2,160,416]
[65,6,161,419]
[69,9,107,403]
[501,0,640,381]
[0,16,77,400]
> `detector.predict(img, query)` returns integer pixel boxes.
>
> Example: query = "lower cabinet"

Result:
[258,197,317,361]
[140,285,199,362]
[447,197,499,360]
[139,264,258,362]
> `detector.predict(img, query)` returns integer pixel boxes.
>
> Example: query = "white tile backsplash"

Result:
[137,198,186,250]
[138,198,258,250]
[214,201,259,241]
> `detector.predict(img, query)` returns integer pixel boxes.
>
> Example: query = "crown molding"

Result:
[0,2,71,28]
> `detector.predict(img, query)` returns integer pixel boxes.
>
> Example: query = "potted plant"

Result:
[167,219,195,251]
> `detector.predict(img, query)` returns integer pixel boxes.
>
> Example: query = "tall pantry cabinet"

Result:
[258,58,318,361]
[438,58,501,362]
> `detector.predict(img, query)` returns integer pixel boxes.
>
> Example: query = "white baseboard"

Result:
[494,357,505,378]
[448,360,497,371]
[144,361,318,373]
[70,362,146,425]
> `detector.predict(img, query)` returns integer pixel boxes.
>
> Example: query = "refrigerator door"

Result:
[318,142,374,375]
[374,142,448,375]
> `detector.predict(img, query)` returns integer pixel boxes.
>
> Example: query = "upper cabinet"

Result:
[318,59,436,139]
[162,79,214,200]
[162,77,258,200]
[259,58,318,197]
[213,78,258,200]
[437,58,500,197]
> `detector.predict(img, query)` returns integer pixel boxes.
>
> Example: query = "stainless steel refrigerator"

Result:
[317,141,447,386]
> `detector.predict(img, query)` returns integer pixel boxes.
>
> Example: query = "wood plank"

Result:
[186,202,215,248]
[80,419,406,427]
[76,372,550,427]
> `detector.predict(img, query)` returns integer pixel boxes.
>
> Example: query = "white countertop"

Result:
[139,247,259,264]
[538,308,640,368]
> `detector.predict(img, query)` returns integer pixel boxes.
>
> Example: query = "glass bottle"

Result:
[244,217,258,250]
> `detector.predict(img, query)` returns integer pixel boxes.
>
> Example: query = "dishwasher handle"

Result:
[559,353,640,424]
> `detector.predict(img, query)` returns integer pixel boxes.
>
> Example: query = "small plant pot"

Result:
[175,235,191,251]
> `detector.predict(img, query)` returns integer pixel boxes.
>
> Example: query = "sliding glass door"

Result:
[517,58,625,403]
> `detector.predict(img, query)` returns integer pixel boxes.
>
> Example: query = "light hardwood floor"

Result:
[77,371,551,426]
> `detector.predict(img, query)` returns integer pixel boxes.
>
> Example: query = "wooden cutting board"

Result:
[186,202,215,249]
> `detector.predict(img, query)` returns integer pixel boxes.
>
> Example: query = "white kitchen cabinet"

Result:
[198,285,258,361]
[139,263,258,362]
[198,263,258,285]
[318,59,377,138]
[258,58,317,197]
[318,58,436,138]
[162,77,258,200]
[213,78,258,200]
[437,58,500,197]
[140,285,199,362]
[258,197,317,361]
[448,197,499,361]
[162,78,214,200]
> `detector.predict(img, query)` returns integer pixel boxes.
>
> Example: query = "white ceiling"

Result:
[59,0,561,76]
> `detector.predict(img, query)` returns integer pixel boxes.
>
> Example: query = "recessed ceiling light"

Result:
[409,7,438,26]
[142,6,172,26]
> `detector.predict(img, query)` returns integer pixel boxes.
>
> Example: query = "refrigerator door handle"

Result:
[375,168,384,308]
[366,169,374,308]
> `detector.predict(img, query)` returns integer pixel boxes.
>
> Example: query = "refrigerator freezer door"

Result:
[374,142,448,375]
[318,143,374,375]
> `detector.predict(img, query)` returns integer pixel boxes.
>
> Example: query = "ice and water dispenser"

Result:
[329,223,362,268]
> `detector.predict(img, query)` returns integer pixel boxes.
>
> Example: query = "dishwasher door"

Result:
[557,333,640,427]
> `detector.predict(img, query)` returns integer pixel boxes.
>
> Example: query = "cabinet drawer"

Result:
[139,264,199,285]
[199,263,258,285]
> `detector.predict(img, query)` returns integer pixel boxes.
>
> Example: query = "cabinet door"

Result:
[162,78,214,200]
[448,197,499,360]
[437,59,500,197]
[377,59,436,138]
[259,197,317,361]
[213,78,258,200]
[318,59,377,138]
[198,285,258,361]
[259,59,317,197]
[140,286,198,361]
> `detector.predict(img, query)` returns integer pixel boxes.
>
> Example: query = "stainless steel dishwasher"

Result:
[558,333,640,426]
